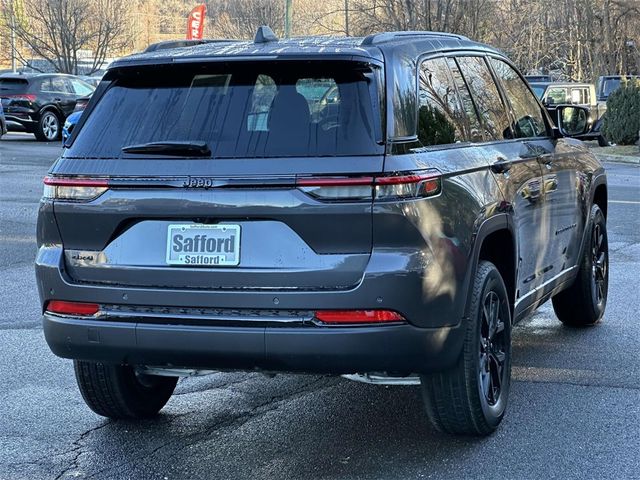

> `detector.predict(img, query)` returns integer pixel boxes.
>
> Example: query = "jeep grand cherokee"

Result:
[36,28,608,435]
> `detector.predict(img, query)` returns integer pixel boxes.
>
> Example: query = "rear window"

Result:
[66,61,383,159]
[0,78,29,93]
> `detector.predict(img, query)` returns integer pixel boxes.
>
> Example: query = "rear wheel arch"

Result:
[466,215,517,320]
[593,182,607,219]
[39,105,63,121]
[478,229,516,317]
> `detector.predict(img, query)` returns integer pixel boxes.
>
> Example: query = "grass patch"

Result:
[589,144,640,157]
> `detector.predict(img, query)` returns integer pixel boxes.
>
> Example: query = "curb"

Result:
[593,153,640,165]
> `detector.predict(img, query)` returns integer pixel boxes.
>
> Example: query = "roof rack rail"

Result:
[142,39,239,53]
[255,26,279,44]
[361,31,469,46]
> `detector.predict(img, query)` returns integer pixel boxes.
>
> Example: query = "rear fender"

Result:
[462,214,516,321]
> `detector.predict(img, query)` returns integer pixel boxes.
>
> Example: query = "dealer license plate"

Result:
[166,224,241,266]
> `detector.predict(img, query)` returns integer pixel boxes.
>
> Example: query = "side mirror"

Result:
[555,105,589,137]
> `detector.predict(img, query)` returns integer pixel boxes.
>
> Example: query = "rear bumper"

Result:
[43,314,463,374]
[5,115,36,132]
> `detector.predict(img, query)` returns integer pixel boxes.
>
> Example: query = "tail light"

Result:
[314,309,405,325]
[46,300,100,316]
[2,94,36,103]
[73,97,90,112]
[43,176,108,201]
[296,170,441,202]
[375,173,441,200]
[296,176,374,201]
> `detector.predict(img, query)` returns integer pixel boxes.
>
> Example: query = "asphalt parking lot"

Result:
[1,132,639,480]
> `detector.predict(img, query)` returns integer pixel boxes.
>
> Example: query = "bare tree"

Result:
[337,0,639,79]
[208,0,285,39]
[1,0,133,74]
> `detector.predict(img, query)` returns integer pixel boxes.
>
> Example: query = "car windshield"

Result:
[602,79,622,97]
[66,60,383,159]
[531,86,545,99]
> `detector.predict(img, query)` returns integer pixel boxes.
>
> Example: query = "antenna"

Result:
[254,26,279,44]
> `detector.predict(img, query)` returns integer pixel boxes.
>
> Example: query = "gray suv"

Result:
[36,29,609,436]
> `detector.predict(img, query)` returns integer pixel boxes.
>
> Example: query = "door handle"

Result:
[490,157,511,174]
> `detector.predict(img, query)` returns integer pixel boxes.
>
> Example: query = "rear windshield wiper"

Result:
[121,141,211,157]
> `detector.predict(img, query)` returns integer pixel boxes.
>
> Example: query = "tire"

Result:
[552,204,608,326]
[34,110,61,141]
[597,135,609,147]
[421,261,512,436]
[74,360,178,419]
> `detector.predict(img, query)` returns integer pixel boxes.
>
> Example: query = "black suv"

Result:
[36,29,608,436]
[0,73,94,141]
[596,75,639,102]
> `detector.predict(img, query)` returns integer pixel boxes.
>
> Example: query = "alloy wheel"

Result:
[591,223,608,306]
[479,291,507,406]
[42,113,59,140]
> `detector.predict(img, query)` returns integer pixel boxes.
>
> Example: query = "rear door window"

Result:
[545,87,567,104]
[489,58,547,138]
[43,77,72,94]
[455,56,511,141]
[570,87,588,104]
[446,58,483,142]
[417,57,472,146]
[66,61,383,159]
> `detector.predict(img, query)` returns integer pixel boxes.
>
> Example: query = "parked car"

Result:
[596,75,639,102]
[37,28,608,436]
[0,73,94,141]
[61,110,82,144]
[530,81,609,146]
[524,74,552,82]
[0,102,6,139]
[61,96,90,143]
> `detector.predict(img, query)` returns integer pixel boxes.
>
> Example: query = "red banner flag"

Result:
[186,4,207,40]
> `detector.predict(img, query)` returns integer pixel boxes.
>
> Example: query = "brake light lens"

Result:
[296,176,374,201]
[375,173,441,200]
[3,94,36,103]
[46,300,100,316]
[43,176,108,201]
[73,99,89,113]
[296,171,441,201]
[314,309,405,324]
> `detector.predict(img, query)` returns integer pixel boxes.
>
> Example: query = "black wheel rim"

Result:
[479,291,507,407]
[591,222,607,306]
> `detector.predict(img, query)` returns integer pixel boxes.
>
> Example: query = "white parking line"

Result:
[609,200,640,205]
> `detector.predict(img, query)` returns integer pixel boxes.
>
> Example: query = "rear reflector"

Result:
[43,176,108,201]
[47,300,100,316]
[314,310,405,324]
